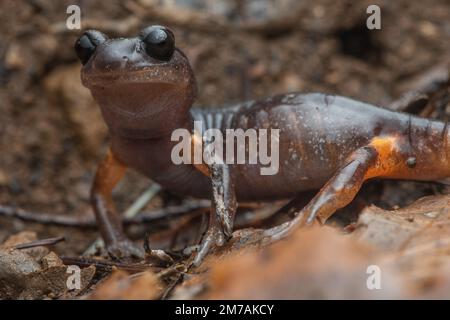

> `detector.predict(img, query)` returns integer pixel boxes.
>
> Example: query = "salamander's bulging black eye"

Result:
[141,26,175,61]
[74,30,107,65]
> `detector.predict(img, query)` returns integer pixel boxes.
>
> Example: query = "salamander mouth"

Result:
[81,69,177,88]
[105,103,164,120]
[89,80,183,119]
[102,101,155,118]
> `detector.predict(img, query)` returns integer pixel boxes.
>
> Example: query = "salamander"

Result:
[75,25,450,264]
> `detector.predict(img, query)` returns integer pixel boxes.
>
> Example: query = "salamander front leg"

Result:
[262,146,379,242]
[91,148,144,260]
[193,163,237,266]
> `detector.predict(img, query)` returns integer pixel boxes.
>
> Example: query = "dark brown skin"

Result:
[75,26,450,264]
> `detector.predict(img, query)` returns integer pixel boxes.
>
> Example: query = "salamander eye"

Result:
[74,30,107,65]
[140,26,175,61]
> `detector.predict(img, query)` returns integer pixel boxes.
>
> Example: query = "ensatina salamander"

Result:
[75,26,450,264]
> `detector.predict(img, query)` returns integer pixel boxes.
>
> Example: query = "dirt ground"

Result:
[1,0,450,299]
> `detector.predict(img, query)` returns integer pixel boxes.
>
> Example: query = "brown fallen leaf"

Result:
[0,231,95,299]
[88,270,162,300]
[353,194,450,298]
[170,273,207,300]
[0,248,41,299]
[200,226,408,299]
[1,231,49,261]
[354,195,450,251]
[20,263,96,300]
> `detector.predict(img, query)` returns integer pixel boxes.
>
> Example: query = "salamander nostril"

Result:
[85,30,108,46]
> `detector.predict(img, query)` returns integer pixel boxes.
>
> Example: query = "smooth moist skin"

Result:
[75,25,450,263]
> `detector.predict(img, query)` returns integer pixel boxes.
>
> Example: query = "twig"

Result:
[0,205,95,227]
[0,200,210,227]
[60,256,163,273]
[389,65,450,113]
[82,238,104,256]
[131,200,210,223]
[124,184,161,218]
[13,236,65,250]
[161,273,184,300]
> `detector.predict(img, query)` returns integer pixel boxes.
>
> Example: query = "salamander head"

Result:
[75,26,196,138]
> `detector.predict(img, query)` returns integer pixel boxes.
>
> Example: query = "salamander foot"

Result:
[107,239,145,261]
[193,225,227,266]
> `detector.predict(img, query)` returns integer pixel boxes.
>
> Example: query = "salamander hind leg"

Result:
[260,144,382,243]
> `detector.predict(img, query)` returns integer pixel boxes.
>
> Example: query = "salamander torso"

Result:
[110,92,449,201]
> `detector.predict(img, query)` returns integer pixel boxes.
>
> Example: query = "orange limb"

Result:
[91,148,144,259]
[262,136,400,241]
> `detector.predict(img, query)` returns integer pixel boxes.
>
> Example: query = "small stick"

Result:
[0,201,211,227]
[389,65,450,113]
[13,236,65,250]
[161,273,184,300]
[60,256,163,273]
[0,205,95,227]
[131,200,210,223]
[124,184,161,219]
